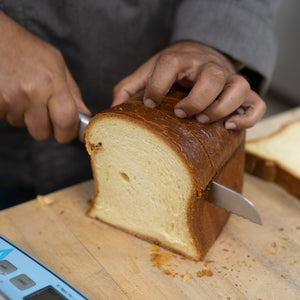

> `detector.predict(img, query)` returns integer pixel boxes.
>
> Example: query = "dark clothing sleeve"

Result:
[170,0,283,93]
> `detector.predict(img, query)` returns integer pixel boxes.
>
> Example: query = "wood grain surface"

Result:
[1,107,300,300]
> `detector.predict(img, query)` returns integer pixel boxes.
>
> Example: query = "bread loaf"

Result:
[246,119,300,199]
[86,86,245,260]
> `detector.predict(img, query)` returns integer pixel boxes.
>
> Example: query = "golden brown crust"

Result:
[245,119,300,199]
[245,152,277,181]
[188,144,245,259]
[245,152,300,199]
[128,85,245,175]
[86,85,245,260]
[152,86,245,174]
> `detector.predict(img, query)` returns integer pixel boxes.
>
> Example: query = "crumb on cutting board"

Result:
[182,273,193,282]
[150,250,175,268]
[37,195,55,206]
[149,244,215,281]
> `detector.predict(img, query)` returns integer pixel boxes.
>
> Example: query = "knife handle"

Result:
[78,112,91,143]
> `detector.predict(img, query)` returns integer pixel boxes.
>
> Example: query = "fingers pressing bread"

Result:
[113,41,266,130]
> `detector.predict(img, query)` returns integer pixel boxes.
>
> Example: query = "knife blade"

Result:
[208,181,262,225]
[78,112,90,143]
[78,112,262,225]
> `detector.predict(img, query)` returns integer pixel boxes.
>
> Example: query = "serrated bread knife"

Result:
[78,112,262,225]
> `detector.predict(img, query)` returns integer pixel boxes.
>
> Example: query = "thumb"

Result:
[65,68,91,115]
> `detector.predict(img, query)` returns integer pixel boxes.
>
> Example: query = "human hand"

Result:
[0,11,90,143]
[113,41,266,130]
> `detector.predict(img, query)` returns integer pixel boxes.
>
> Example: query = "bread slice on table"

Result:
[246,119,300,199]
[85,86,245,260]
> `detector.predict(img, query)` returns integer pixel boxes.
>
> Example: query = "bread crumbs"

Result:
[203,269,213,277]
[149,244,160,251]
[196,271,204,278]
[163,268,177,277]
[37,195,55,206]
[150,251,174,269]
[183,273,193,282]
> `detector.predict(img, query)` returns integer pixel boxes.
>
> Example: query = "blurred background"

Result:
[264,0,299,117]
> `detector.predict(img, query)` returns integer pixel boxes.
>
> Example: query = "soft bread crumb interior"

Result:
[246,121,300,175]
[88,117,196,256]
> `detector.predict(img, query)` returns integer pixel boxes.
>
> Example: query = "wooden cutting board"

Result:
[1,108,300,300]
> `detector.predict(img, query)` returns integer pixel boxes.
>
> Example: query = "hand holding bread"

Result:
[113,41,266,130]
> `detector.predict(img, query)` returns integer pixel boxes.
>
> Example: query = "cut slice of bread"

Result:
[246,119,300,199]
[85,86,245,260]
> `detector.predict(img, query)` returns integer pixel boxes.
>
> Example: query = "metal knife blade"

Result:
[78,112,262,225]
[209,181,262,225]
[78,112,91,143]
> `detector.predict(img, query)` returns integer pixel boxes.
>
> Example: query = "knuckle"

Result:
[245,118,256,128]
[212,68,226,82]
[158,53,179,68]
[233,75,250,91]
[113,76,133,97]
[250,91,266,112]
[204,63,226,82]
[49,46,64,62]
[52,102,78,135]
[54,114,77,132]
[257,98,267,114]
[38,71,55,91]
[244,112,259,128]
[41,69,55,84]
[146,80,165,96]
[20,71,55,99]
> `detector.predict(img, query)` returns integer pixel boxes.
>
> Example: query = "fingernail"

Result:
[143,98,156,108]
[225,122,237,130]
[196,114,210,124]
[174,108,187,118]
[111,96,128,107]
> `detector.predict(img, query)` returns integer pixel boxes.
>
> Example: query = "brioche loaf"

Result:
[85,86,245,260]
[246,119,300,199]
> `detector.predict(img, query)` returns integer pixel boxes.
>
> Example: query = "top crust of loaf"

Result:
[87,86,245,192]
